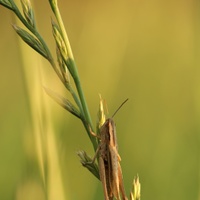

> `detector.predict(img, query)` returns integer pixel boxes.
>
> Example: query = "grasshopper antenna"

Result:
[112,98,129,118]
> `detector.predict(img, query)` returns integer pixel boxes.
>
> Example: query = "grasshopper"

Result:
[90,99,128,200]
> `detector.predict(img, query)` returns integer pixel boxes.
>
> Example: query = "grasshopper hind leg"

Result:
[99,157,114,200]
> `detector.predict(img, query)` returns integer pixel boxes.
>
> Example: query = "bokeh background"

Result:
[0,0,200,200]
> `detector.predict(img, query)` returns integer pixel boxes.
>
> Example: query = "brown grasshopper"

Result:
[90,99,128,200]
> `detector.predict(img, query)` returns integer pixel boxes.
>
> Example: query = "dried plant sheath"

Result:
[95,118,128,200]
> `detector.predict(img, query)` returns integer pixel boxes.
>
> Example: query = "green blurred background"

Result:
[0,0,200,199]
